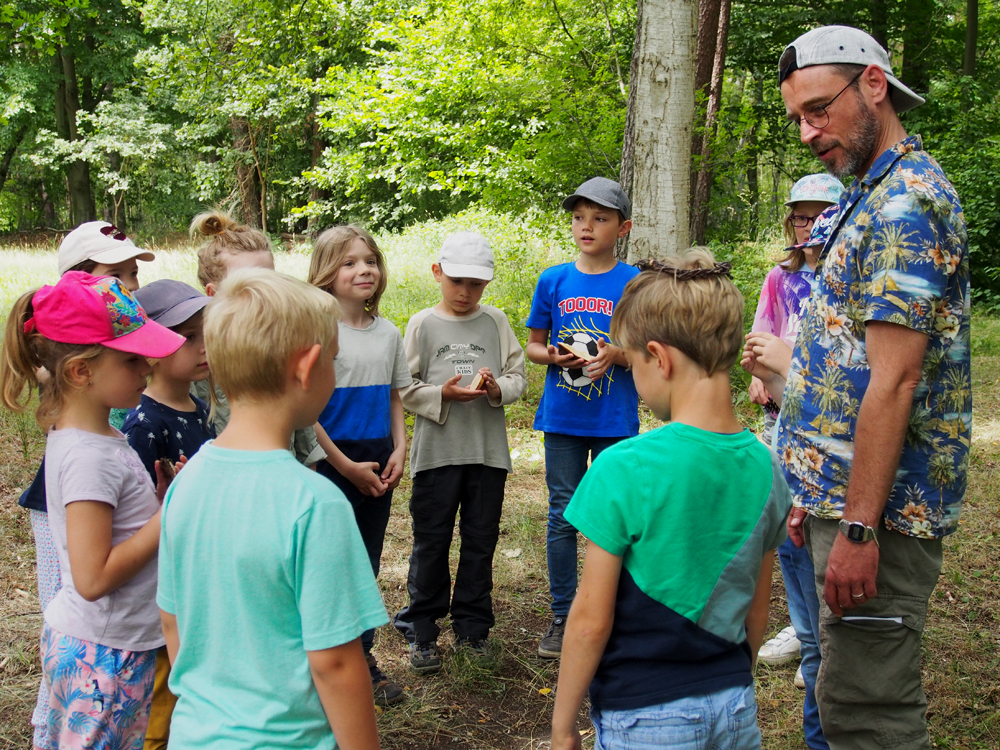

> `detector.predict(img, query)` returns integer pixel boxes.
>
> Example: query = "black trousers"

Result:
[393,464,507,643]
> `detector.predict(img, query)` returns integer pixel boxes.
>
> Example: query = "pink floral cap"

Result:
[24,271,185,358]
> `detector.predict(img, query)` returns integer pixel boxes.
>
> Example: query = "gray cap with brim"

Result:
[561,177,632,220]
[438,232,495,281]
[779,25,925,114]
[133,279,210,329]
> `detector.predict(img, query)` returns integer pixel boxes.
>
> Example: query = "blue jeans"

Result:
[544,433,624,616]
[779,536,829,750]
[592,683,760,750]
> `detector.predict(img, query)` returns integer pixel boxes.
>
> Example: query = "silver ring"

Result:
[851,593,865,600]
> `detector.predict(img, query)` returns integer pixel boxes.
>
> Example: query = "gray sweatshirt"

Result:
[401,305,527,476]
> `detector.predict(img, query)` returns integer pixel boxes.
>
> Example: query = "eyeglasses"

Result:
[789,214,821,228]
[99,224,128,241]
[784,71,865,132]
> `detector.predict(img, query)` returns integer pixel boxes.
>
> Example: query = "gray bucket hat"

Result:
[779,25,925,114]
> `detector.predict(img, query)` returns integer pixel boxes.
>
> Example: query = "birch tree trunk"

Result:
[618,0,697,263]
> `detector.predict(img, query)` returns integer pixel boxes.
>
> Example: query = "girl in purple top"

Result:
[748,173,843,442]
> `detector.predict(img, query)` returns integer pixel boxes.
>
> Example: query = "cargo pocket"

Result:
[818,594,930,747]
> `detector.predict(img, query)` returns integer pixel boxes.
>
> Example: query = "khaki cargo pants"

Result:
[805,517,943,750]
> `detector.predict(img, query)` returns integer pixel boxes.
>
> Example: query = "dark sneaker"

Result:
[409,641,443,674]
[367,654,405,706]
[457,637,488,657]
[538,617,566,659]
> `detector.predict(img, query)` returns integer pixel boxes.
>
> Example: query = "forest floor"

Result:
[0,237,998,749]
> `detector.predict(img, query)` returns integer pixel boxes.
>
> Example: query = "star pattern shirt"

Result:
[776,135,972,539]
[123,394,216,485]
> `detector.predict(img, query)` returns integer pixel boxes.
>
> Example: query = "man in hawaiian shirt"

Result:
[776,25,971,749]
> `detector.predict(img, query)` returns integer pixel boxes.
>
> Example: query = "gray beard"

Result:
[829,102,880,180]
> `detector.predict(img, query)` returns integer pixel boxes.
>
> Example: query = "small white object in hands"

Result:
[469,372,485,391]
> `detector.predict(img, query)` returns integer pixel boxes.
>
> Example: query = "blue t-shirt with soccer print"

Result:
[527,260,639,437]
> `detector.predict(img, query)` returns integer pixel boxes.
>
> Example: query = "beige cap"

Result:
[57,222,154,276]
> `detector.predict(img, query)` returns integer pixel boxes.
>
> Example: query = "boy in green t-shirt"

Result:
[158,269,387,750]
[550,250,791,750]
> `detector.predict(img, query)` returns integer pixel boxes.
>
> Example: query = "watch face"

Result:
[847,524,865,542]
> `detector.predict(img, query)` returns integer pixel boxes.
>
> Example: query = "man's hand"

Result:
[824,532,879,616]
[787,506,807,548]
[748,376,770,406]
[341,459,388,497]
[442,374,486,402]
[546,344,587,369]
[586,338,618,381]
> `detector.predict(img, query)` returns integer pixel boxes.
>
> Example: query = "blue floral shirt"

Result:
[776,136,971,539]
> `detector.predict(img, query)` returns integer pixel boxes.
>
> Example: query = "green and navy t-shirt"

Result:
[564,423,791,711]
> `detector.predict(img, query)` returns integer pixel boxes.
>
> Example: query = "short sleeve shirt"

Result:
[158,444,388,750]
[44,429,164,651]
[776,136,972,539]
[123,395,215,484]
[752,265,815,346]
[564,424,791,711]
[526,261,640,437]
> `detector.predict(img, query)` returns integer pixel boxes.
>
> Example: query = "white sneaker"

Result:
[758,625,801,665]
[794,665,805,689]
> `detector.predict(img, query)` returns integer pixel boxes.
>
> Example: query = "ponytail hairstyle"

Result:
[1,290,105,429]
[191,210,273,289]
[307,225,388,317]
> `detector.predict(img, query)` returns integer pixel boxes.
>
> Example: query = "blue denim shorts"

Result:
[592,683,760,750]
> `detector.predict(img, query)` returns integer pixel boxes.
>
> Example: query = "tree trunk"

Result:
[964,0,978,77]
[690,0,721,217]
[618,0,697,263]
[230,117,262,229]
[689,0,731,244]
[870,0,888,49]
[40,178,57,228]
[617,0,643,261]
[902,0,934,96]
[307,97,329,234]
[0,123,28,196]
[55,46,96,225]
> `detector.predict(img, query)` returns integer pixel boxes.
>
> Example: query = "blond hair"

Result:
[191,210,273,288]
[611,248,744,375]
[1,290,106,429]
[204,269,341,401]
[307,226,388,316]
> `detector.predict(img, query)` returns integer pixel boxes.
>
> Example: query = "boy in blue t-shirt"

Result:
[525,177,639,658]
[158,270,387,750]
[550,250,791,750]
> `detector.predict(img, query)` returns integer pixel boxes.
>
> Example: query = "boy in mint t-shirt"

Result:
[158,270,387,750]
[550,250,791,750]
[525,177,639,658]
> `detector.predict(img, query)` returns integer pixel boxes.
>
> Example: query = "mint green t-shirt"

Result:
[158,444,388,749]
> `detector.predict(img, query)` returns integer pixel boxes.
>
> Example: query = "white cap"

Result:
[57,221,155,276]
[438,232,494,281]
[779,25,925,114]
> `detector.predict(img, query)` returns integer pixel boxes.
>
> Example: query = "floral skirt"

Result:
[33,623,157,750]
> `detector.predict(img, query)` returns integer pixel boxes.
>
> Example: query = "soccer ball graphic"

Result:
[560,332,599,388]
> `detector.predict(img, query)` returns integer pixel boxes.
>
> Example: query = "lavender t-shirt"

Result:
[43,428,164,651]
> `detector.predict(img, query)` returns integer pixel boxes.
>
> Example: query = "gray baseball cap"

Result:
[133,279,210,329]
[438,232,494,281]
[779,25,925,114]
[562,177,632,220]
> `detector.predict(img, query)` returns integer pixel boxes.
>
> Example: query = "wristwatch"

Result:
[839,519,879,546]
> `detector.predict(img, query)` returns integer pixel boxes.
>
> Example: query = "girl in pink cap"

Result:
[1,272,184,750]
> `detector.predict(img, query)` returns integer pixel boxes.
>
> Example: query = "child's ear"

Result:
[292,344,322,390]
[617,219,633,238]
[65,358,94,388]
[431,263,443,282]
[646,341,672,379]
[205,283,217,297]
